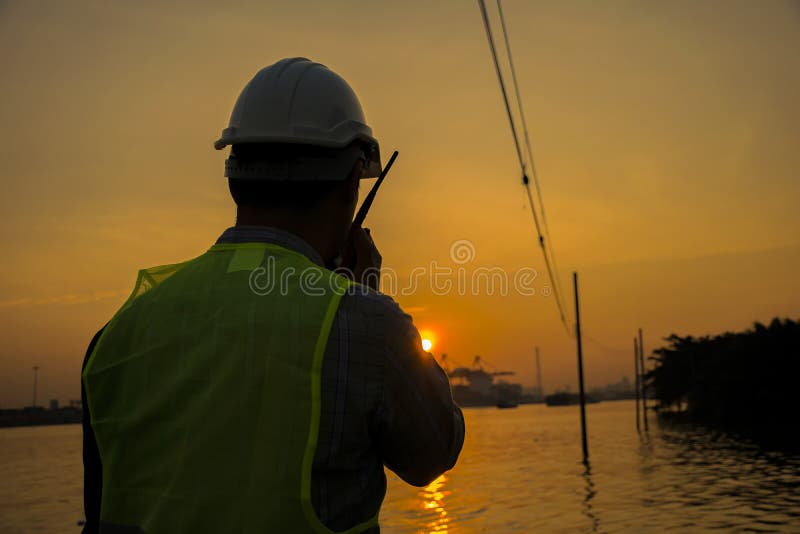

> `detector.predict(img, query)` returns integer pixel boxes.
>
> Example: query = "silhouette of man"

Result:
[81,58,464,533]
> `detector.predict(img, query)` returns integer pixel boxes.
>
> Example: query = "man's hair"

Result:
[228,179,347,212]
[227,143,362,212]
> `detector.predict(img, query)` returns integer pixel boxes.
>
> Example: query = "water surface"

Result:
[382,402,799,532]
[2,401,798,532]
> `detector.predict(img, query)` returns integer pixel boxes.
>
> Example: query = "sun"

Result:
[421,338,433,352]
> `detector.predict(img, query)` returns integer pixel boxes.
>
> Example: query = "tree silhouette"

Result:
[647,317,799,445]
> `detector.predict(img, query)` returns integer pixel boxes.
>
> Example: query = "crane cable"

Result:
[477,0,571,335]
[495,0,570,325]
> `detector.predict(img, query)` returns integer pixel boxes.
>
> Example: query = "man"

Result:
[82,57,464,533]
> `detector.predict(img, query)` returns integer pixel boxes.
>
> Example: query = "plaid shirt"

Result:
[82,226,465,533]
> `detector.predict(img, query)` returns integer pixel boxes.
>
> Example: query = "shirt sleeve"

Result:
[82,326,105,534]
[371,300,465,487]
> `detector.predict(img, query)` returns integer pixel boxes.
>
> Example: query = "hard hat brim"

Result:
[223,140,382,181]
[215,134,382,179]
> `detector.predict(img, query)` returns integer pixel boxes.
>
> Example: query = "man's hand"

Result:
[349,227,382,290]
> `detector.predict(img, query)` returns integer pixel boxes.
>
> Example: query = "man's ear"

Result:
[340,174,360,205]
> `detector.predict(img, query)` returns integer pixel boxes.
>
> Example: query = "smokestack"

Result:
[535,346,543,399]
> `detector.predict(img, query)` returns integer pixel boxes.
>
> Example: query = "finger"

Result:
[351,228,371,253]
[362,227,374,245]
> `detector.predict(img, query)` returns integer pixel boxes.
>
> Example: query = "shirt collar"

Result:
[215,226,325,267]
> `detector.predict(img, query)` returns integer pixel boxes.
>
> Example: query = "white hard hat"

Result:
[215,57,382,180]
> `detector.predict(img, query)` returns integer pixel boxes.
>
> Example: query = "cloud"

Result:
[0,290,128,309]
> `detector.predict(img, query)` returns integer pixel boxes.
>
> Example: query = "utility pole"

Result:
[638,328,649,431]
[634,338,640,432]
[573,272,589,462]
[535,346,543,400]
[32,366,39,408]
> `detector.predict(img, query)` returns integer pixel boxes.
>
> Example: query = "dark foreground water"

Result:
[2,401,798,532]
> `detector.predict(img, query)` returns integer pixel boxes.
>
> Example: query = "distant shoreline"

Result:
[0,407,82,428]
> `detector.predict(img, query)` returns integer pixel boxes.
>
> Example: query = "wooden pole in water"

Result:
[634,337,641,432]
[638,328,649,431]
[573,272,589,461]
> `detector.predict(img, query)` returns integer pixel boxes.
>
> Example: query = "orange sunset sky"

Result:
[1,0,798,407]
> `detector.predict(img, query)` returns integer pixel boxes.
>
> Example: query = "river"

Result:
[2,401,798,532]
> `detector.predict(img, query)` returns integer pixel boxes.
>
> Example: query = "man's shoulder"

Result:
[336,287,419,346]
[338,287,410,323]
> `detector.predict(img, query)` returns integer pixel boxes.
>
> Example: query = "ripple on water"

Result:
[1,402,798,532]
[381,402,800,532]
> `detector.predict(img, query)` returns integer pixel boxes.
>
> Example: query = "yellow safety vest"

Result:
[83,243,379,533]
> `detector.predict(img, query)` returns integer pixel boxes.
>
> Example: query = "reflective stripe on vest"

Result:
[83,243,379,533]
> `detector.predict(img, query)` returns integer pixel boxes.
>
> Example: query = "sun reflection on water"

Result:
[419,473,451,533]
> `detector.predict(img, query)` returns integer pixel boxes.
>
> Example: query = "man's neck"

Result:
[235,209,334,263]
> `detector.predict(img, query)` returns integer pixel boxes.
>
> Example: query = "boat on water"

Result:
[544,392,600,407]
[441,355,526,408]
